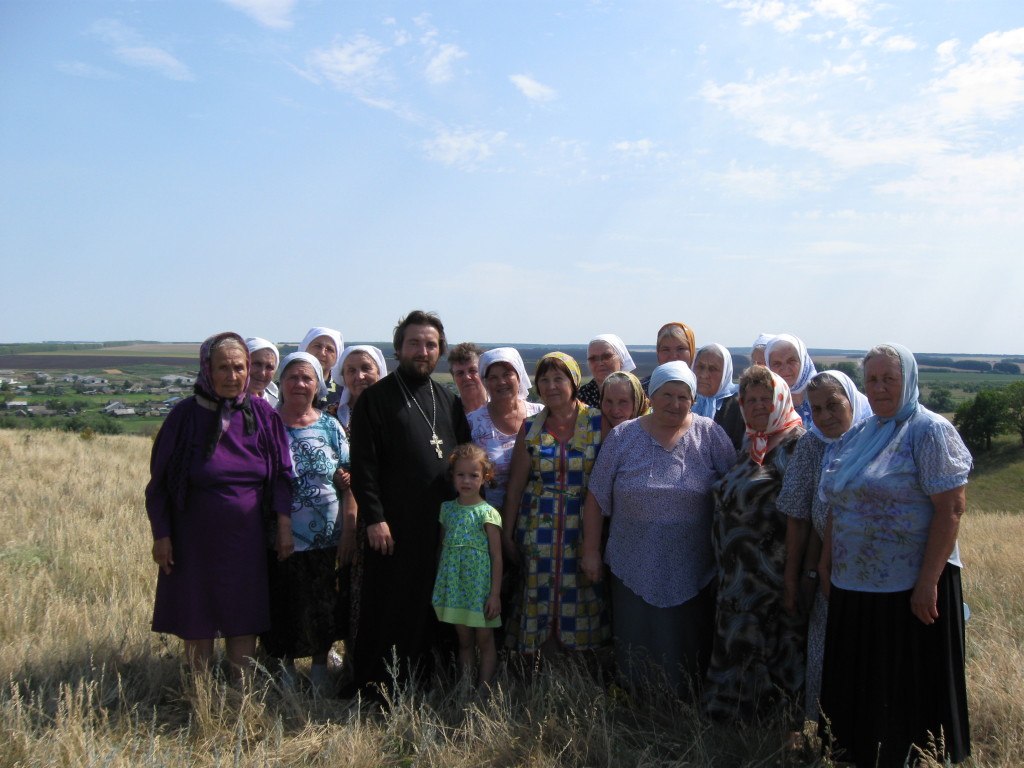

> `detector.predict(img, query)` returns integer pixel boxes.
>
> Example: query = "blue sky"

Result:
[1,0,1022,354]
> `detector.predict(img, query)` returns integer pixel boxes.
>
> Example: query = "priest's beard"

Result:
[397,356,437,383]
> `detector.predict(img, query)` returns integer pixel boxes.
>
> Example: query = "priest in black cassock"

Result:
[349,310,470,694]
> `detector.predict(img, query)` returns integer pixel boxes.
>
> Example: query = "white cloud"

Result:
[880,34,917,53]
[306,34,389,92]
[422,129,507,168]
[90,20,193,81]
[55,61,118,79]
[710,161,827,199]
[219,0,297,29]
[424,43,466,84]
[929,27,1024,124]
[721,1,811,33]
[936,39,960,69]
[613,139,656,156]
[509,74,557,101]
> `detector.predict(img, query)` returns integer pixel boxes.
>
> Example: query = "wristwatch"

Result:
[805,569,819,580]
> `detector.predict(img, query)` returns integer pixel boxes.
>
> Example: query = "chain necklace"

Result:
[395,370,444,459]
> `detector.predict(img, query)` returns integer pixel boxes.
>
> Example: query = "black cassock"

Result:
[350,370,470,690]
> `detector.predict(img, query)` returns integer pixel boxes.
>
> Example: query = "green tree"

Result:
[993,361,1021,375]
[924,386,955,413]
[954,390,1006,452]
[823,361,862,388]
[1003,382,1024,447]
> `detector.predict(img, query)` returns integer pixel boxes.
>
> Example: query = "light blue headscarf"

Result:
[806,370,872,443]
[277,351,328,402]
[648,361,697,400]
[766,334,818,395]
[692,343,739,418]
[828,343,919,492]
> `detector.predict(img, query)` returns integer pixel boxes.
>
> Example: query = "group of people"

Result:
[145,313,972,768]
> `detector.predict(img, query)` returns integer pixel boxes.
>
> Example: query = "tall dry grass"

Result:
[0,429,1020,767]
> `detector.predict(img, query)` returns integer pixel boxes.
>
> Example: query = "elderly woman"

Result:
[599,370,649,438]
[766,334,818,427]
[704,366,806,723]
[583,362,735,697]
[448,341,489,413]
[578,334,636,407]
[332,344,388,434]
[817,344,972,767]
[777,370,870,723]
[502,352,608,655]
[298,326,343,410]
[246,337,280,406]
[640,322,697,394]
[146,332,293,679]
[693,343,743,450]
[750,333,776,367]
[260,351,354,694]
[468,347,544,510]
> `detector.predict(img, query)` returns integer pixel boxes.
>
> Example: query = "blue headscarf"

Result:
[828,343,919,492]
[766,334,818,395]
[806,369,872,443]
[692,343,739,418]
[277,351,328,402]
[648,360,697,400]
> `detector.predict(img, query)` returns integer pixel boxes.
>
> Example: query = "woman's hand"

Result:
[501,532,520,567]
[581,548,603,584]
[911,579,940,625]
[333,467,351,491]
[277,522,295,561]
[152,537,173,575]
[337,526,357,566]
[367,521,394,555]
[484,592,501,621]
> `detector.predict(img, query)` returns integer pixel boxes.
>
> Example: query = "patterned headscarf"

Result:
[537,351,582,388]
[589,334,636,373]
[829,343,921,492]
[766,333,818,395]
[657,322,697,362]
[332,345,387,407]
[480,347,532,401]
[692,343,738,418]
[277,351,328,402]
[742,369,803,466]
[195,331,256,459]
[600,370,650,420]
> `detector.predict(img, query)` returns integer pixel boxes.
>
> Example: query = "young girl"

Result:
[432,443,503,687]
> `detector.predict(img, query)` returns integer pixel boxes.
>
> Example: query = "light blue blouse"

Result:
[820,408,971,592]
[284,411,349,551]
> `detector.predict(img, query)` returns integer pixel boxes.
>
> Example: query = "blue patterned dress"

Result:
[511,402,609,652]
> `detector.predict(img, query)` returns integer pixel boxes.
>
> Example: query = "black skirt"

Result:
[261,547,340,659]
[819,564,970,768]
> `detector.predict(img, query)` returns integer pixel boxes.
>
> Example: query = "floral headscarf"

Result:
[537,351,582,389]
[742,369,803,466]
[600,370,650,420]
[195,331,255,458]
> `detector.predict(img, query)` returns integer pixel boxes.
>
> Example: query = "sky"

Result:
[1,0,1022,354]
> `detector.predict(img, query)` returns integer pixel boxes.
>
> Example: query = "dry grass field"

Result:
[0,429,1021,767]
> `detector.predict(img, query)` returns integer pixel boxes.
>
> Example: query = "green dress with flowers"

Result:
[432,500,502,628]
[510,402,609,652]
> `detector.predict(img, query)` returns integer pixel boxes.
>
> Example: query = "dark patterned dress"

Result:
[577,379,601,408]
[704,428,806,722]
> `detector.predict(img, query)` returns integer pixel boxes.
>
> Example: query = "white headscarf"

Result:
[752,332,776,351]
[692,343,739,418]
[298,327,343,361]
[766,333,818,395]
[479,347,531,400]
[807,370,872,443]
[245,337,280,367]
[245,336,280,402]
[648,361,697,399]
[277,351,327,401]
[332,345,388,407]
[589,333,636,373]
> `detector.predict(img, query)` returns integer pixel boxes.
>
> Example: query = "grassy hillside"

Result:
[0,430,1021,767]
[966,434,1024,513]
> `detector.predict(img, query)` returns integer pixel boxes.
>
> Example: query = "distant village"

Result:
[0,369,196,421]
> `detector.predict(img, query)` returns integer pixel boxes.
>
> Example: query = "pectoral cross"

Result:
[429,432,444,459]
